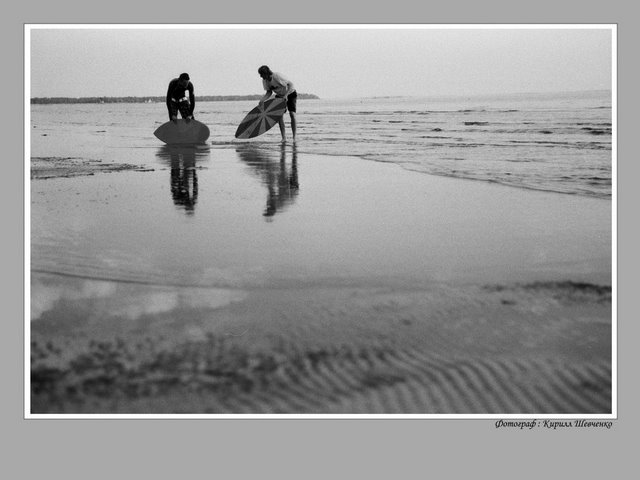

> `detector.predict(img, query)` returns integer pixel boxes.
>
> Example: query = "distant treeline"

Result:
[31,94,320,105]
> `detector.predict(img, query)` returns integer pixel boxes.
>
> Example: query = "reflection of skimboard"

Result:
[154,119,210,144]
[235,98,287,139]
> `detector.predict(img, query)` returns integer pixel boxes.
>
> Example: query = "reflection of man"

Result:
[169,150,198,214]
[156,145,210,215]
[235,144,299,220]
[166,73,195,123]
[264,144,299,218]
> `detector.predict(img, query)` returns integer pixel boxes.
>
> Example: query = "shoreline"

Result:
[31,148,613,201]
[29,147,613,415]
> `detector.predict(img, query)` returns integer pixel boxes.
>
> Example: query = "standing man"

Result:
[166,73,195,123]
[258,65,297,143]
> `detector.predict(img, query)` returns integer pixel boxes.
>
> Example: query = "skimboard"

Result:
[235,98,287,139]
[154,119,210,144]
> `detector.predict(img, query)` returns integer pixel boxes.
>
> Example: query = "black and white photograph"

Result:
[27,25,615,416]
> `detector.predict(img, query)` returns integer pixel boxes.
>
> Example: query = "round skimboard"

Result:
[154,119,210,144]
[235,98,287,139]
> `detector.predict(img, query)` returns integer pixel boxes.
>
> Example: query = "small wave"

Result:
[580,176,610,181]
[581,127,611,135]
[210,140,242,146]
[506,140,608,149]
[455,143,486,148]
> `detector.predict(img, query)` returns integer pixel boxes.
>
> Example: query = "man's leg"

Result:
[278,117,286,142]
[170,102,179,122]
[286,92,297,141]
[178,101,192,121]
[290,112,296,140]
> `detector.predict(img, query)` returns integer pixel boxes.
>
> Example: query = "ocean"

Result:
[30,89,612,199]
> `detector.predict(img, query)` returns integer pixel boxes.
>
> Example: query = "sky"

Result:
[28,26,613,99]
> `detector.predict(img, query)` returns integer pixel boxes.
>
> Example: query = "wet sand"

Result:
[30,146,612,415]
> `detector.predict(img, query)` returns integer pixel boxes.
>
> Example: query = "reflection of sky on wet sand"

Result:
[31,272,247,322]
[31,147,611,313]
[31,277,117,320]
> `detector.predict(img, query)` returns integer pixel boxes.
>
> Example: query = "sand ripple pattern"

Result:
[30,281,612,414]
[31,337,611,415]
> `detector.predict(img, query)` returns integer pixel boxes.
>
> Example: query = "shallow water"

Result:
[30,90,612,199]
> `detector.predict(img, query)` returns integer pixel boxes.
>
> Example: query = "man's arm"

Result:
[166,81,174,120]
[259,77,274,105]
[283,80,294,97]
[188,83,195,117]
[260,89,273,104]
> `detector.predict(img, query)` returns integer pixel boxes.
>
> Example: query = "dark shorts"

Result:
[277,91,297,113]
[169,100,192,119]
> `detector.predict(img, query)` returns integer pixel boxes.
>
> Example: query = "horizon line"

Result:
[30,88,612,102]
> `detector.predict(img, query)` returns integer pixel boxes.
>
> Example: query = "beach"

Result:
[30,140,612,415]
